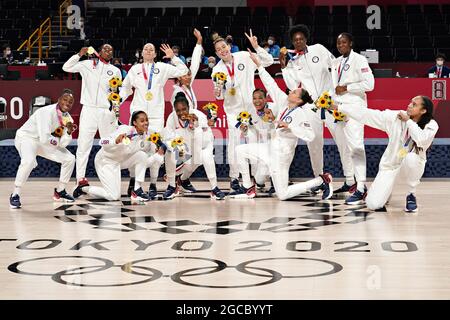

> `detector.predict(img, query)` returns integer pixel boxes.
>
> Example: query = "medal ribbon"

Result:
[142,63,155,91]
[278,106,300,122]
[181,85,196,108]
[56,105,65,126]
[225,59,235,87]
[337,55,350,84]
[403,129,412,151]
[92,51,109,68]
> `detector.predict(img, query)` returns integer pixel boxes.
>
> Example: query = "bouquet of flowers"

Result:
[52,112,77,137]
[313,91,333,112]
[148,132,167,151]
[212,72,227,90]
[108,76,122,119]
[235,111,253,136]
[202,102,219,122]
[332,109,346,122]
[171,136,191,165]
[312,91,346,123]
[51,126,64,138]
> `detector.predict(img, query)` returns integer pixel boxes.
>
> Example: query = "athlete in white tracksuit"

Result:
[120,43,189,130]
[62,45,121,189]
[83,111,164,201]
[248,88,277,190]
[170,28,204,110]
[336,96,438,212]
[233,53,333,200]
[281,25,348,180]
[212,30,274,190]
[120,43,188,195]
[9,90,77,208]
[164,92,226,199]
[331,33,375,203]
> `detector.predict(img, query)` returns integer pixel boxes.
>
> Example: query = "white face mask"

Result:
[208,62,215,68]
[437,60,444,66]
[268,40,274,46]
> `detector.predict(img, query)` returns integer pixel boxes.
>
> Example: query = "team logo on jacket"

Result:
[344,64,350,71]
[312,56,319,63]
[154,68,160,74]
[238,63,245,71]
[107,70,114,76]
[284,116,293,124]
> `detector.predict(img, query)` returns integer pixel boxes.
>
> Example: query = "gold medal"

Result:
[122,137,131,145]
[87,46,95,55]
[398,147,408,158]
[145,91,153,101]
[228,87,236,96]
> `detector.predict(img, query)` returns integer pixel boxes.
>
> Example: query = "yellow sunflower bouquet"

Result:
[315,91,333,110]
[51,126,64,138]
[212,72,227,90]
[202,102,219,121]
[235,111,254,135]
[108,76,123,120]
[147,132,167,151]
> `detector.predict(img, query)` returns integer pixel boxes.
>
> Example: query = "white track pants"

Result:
[365,153,425,210]
[227,124,261,180]
[236,143,323,200]
[332,116,366,186]
[14,136,75,187]
[76,106,117,181]
[303,105,346,178]
[87,150,148,201]
[165,139,218,189]
[181,139,218,189]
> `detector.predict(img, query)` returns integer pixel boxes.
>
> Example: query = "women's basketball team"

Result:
[9,26,439,213]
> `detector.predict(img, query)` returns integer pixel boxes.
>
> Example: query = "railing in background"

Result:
[17,17,52,61]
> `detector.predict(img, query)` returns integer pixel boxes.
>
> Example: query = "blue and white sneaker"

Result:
[319,173,333,200]
[163,185,179,200]
[53,189,75,202]
[211,187,226,200]
[230,179,241,192]
[405,193,418,212]
[334,182,357,194]
[229,185,256,199]
[148,183,158,200]
[345,187,367,205]
[9,194,21,209]
[131,187,150,202]
[178,176,197,193]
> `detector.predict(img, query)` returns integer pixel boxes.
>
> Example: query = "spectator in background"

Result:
[2,45,14,64]
[225,35,239,53]
[112,58,128,79]
[172,45,186,64]
[200,56,216,74]
[201,48,209,65]
[266,35,280,58]
[428,53,450,78]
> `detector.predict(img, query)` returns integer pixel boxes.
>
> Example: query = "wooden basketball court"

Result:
[0,179,449,299]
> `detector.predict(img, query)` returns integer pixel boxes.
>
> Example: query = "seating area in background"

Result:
[1,2,450,65]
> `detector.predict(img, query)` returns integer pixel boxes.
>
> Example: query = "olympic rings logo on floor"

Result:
[8,256,343,288]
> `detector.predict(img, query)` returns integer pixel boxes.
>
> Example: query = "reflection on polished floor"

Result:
[0,179,449,299]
